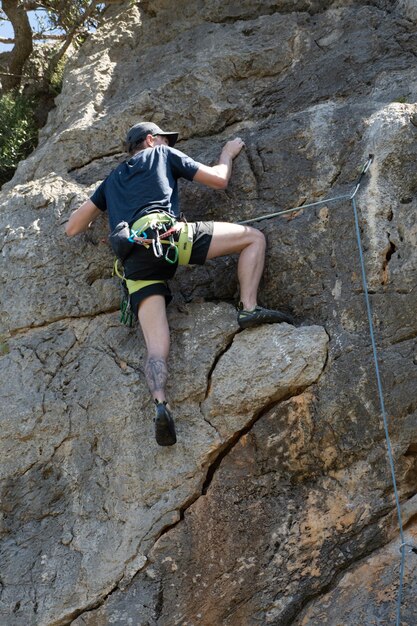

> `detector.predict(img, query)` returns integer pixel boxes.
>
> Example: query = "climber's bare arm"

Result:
[193,137,245,189]
[65,199,101,236]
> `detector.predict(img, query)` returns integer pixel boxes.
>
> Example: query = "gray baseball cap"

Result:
[125,122,178,149]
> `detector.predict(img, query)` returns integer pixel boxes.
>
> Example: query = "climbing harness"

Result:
[110,210,193,326]
[239,155,416,626]
[128,211,182,264]
[125,211,193,265]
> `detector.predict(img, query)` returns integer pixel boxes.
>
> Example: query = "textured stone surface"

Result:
[0,306,327,625]
[295,521,417,625]
[72,399,417,626]
[1,0,417,624]
[202,324,329,437]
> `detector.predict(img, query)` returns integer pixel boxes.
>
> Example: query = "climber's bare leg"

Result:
[207,222,266,310]
[137,295,170,403]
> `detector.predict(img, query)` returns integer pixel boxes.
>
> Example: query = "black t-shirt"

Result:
[90,145,201,231]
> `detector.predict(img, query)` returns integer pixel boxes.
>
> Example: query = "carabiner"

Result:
[129,229,148,243]
[165,242,179,264]
[152,233,164,258]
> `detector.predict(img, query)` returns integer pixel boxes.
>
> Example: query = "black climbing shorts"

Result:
[188,221,214,264]
[129,220,214,315]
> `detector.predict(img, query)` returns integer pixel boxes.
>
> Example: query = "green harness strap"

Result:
[126,278,166,294]
[113,259,163,293]
[112,218,193,327]
[130,213,193,266]
[113,219,193,298]
[131,212,173,229]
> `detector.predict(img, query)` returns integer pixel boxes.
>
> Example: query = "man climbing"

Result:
[66,121,293,446]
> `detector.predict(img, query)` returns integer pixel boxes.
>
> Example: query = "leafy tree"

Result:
[0,0,113,184]
[0,1,107,93]
[0,0,33,92]
[0,91,37,185]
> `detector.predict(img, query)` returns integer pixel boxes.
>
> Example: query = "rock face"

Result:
[1,1,417,625]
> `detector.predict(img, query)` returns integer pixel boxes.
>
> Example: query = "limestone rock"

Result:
[0,303,327,624]
[202,324,329,438]
[83,392,403,626]
[1,0,417,624]
[295,523,417,625]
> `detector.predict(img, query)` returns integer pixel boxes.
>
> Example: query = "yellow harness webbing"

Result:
[130,213,192,265]
[177,222,193,266]
[131,213,173,243]
[113,259,164,294]
[113,216,193,296]
[126,278,166,294]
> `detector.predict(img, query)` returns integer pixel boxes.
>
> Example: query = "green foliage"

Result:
[0,334,10,356]
[0,92,38,187]
[0,341,10,356]
[49,54,66,94]
[39,1,106,40]
[0,1,107,185]
[393,96,408,104]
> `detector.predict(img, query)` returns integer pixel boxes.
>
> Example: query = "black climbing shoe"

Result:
[154,401,177,446]
[237,304,294,329]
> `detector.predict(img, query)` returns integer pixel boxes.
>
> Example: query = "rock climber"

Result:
[65,121,293,447]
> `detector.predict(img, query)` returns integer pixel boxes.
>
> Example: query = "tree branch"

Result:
[0,34,66,43]
[2,0,33,91]
[1,0,105,92]
[21,1,44,10]
[45,0,101,83]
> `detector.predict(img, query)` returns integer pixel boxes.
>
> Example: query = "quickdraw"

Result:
[113,258,134,327]
[120,283,134,327]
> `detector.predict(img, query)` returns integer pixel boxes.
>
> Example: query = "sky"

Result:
[0,14,14,52]
[0,9,63,53]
